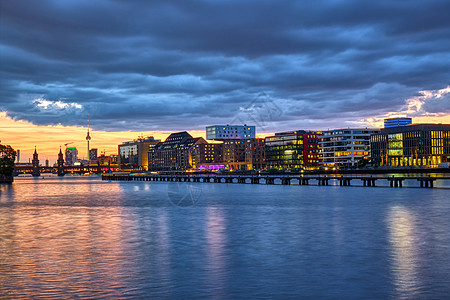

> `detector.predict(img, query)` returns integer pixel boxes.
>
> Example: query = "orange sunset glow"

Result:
[1,112,274,164]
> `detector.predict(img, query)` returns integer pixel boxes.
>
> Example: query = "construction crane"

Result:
[64,142,74,149]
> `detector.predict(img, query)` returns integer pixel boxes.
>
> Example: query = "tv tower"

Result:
[86,115,91,162]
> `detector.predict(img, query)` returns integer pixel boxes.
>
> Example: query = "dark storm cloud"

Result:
[1,0,450,132]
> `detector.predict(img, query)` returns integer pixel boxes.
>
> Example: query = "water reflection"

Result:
[0,177,149,298]
[2,177,450,298]
[205,207,227,298]
[1,206,143,297]
[388,206,421,299]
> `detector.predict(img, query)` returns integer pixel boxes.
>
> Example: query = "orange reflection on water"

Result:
[0,179,143,298]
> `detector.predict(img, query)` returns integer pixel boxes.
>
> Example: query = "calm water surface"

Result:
[1,176,449,299]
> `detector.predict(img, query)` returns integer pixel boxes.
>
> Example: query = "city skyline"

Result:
[1,1,450,162]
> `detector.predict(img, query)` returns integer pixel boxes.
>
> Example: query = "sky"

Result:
[1,0,450,163]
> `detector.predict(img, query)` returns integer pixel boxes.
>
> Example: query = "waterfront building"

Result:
[320,128,379,167]
[384,117,412,128]
[148,132,206,170]
[65,147,78,166]
[223,139,247,170]
[190,143,224,170]
[370,124,450,167]
[265,131,320,170]
[118,136,160,170]
[245,138,266,170]
[206,125,255,140]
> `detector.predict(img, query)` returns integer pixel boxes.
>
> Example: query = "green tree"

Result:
[0,144,17,176]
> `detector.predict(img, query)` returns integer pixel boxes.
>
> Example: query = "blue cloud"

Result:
[1,0,449,131]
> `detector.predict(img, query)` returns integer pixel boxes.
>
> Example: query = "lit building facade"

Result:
[320,128,379,167]
[245,138,266,170]
[384,117,412,128]
[190,143,224,170]
[206,125,255,140]
[371,124,450,167]
[118,136,160,170]
[223,139,247,170]
[148,132,206,170]
[265,131,320,170]
[65,147,78,166]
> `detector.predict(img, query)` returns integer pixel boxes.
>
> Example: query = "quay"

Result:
[102,174,449,188]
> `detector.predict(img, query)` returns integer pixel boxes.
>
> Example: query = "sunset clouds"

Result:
[1,0,450,160]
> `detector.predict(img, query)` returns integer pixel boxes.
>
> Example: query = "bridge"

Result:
[102,174,449,188]
[14,164,119,176]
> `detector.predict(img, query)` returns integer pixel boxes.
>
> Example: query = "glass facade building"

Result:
[320,128,379,167]
[384,117,412,128]
[266,131,320,170]
[371,124,450,167]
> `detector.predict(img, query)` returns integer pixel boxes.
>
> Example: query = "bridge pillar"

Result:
[281,178,290,185]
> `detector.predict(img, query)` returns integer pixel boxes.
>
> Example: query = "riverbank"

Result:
[303,167,450,175]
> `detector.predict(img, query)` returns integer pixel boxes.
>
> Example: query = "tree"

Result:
[0,144,17,176]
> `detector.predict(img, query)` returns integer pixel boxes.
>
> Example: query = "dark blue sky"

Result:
[1,0,450,132]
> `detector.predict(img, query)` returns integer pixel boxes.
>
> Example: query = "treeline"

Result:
[1,144,16,182]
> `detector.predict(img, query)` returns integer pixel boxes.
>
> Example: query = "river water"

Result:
[1,176,449,299]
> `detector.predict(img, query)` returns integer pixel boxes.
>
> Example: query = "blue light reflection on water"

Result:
[1,176,449,299]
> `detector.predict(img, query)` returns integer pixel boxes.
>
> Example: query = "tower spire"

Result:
[86,113,91,163]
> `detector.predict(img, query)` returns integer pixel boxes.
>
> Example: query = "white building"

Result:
[206,125,255,140]
[320,128,380,167]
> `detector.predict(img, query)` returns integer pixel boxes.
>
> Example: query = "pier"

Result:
[102,174,448,188]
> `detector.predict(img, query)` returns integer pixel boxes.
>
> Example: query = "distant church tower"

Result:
[32,147,40,177]
[57,146,65,176]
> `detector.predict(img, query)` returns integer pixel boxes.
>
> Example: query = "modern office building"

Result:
[320,128,379,167]
[371,124,450,167]
[65,147,78,166]
[265,131,320,170]
[118,136,160,170]
[384,117,412,128]
[206,125,255,140]
[148,132,206,170]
